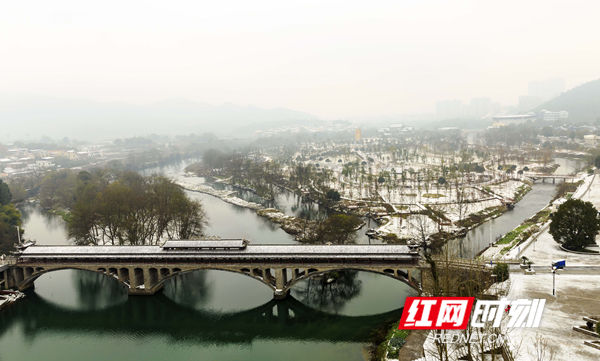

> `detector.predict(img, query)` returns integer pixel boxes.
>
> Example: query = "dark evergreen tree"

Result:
[549,198,600,251]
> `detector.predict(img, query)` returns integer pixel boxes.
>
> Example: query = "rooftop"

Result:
[18,243,417,260]
[162,239,247,249]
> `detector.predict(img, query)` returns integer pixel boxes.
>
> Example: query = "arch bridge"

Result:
[0,241,422,299]
[526,173,576,184]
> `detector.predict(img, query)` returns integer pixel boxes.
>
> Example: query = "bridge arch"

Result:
[11,265,421,299]
[152,266,277,294]
[15,266,131,292]
[282,267,421,296]
[11,265,422,298]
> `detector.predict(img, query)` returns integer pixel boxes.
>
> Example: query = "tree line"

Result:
[0,179,23,254]
[39,169,206,245]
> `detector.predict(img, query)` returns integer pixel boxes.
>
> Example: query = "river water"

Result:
[446,157,582,258]
[0,157,582,360]
[446,183,556,258]
[0,161,415,361]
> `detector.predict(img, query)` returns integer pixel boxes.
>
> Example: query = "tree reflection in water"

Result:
[71,270,128,310]
[292,270,361,314]
[162,270,211,309]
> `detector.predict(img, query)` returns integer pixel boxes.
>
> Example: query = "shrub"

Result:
[493,263,509,282]
[325,189,341,202]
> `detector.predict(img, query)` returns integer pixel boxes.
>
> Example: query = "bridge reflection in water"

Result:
[0,281,403,344]
[0,293,403,343]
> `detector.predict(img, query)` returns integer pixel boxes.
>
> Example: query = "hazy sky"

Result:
[1,0,599,119]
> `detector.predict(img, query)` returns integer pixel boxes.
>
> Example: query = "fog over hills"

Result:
[0,95,319,141]
[535,78,600,122]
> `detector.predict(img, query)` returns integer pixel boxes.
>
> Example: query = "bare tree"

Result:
[533,333,556,361]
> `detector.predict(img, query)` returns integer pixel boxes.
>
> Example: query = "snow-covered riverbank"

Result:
[177,176,265,210]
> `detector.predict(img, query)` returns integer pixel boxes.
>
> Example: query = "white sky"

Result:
[1,0,599,119]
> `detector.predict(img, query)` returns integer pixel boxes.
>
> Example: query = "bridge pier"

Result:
[0,268,8,290]
[127,267,165,296]
[273,289,290,300]
[273,268,289,299]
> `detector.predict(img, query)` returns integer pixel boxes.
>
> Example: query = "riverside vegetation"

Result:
[38,169,206,245]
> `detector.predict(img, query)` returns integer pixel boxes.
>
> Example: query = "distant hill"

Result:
[535,78,600,122]
[0,96,319,141]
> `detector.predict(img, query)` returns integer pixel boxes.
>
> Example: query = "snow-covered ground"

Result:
[177,176,264,210]
[507,273,600,361]
[517,227,599,267]
[502,173,600,359]
[0,290,25,310]
[382,214,442,240]
[488,180,527,200]
[578,174,600,205]
[433,199,504,224]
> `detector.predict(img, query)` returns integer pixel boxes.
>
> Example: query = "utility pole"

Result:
[552,268,556,296]
[551,260,565,296]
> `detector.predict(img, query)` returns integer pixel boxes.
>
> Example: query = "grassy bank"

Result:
[374,327,410,360]
[498,208,551,255]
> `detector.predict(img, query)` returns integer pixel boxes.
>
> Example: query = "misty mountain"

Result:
[0,96,319,141]
[535,78,600,122]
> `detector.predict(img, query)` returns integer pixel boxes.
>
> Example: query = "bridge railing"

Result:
[2,256,17,265]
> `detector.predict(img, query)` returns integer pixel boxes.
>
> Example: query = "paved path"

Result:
[510,265,600,275]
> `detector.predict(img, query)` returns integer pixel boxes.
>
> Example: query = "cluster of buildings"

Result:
[490,110,569,128]
[436,78,570,128]
[376,124,414,137]
[0,148,58,177]
[0,145,112,178]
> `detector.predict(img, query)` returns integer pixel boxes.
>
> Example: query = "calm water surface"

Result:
[447,183,556,258]
[1,161,414,361]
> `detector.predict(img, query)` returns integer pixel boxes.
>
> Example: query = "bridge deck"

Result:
[18,244,418,262]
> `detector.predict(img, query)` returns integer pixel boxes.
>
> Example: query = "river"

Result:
[0,157,582,360]
[0,160,415,361]
[446,157,583,258]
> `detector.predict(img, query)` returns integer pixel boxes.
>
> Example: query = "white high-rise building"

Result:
[540,109,568,122]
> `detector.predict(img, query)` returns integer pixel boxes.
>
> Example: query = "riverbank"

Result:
[177,176,264,210]
[0,290,25,311]
[178,174,371,242]
[177,170,538,252]
[479,173,590,261]
[178,176,320,241]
